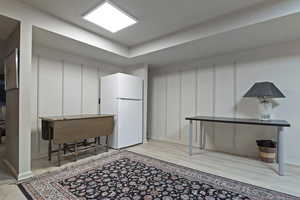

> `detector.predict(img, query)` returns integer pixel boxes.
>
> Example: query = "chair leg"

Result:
[92,137,96,155]
[105,136,109,152]
[74,142,78,161]
[63,143,66,154]
[57,144,61,167]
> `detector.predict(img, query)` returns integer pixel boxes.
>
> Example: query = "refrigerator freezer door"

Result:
[117,99,143,148]
[118,73,143,100]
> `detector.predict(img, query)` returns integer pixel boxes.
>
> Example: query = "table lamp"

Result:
[243,82,285,120]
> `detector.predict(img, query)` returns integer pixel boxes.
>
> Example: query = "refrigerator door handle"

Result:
[117,97,142,101]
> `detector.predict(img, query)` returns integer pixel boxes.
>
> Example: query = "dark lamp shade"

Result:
[243,82,285,98]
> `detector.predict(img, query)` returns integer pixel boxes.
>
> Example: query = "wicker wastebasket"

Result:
[256,140,276,163]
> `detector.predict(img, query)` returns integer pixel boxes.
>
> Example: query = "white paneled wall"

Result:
[149,40,300,165]
[166,72,181,142]
[63,62,82,115]
[31,46,122,159]
[82,66,99,114]
[149,74,166,141]
[196,66,214,148]
[180,69,196,145]
[214,63,235,153]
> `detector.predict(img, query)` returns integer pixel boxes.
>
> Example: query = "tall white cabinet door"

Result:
[117,99,143,148]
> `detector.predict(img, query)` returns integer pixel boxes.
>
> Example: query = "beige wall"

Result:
[5,26,20,54]
[4,25,20,173]
[149,39,300,166]
[1,22,33,180]
[0,39,5,74]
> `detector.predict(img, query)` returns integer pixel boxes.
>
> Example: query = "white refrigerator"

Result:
[100,73,143,149]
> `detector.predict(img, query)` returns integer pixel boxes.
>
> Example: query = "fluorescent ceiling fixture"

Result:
[83,1,137,33]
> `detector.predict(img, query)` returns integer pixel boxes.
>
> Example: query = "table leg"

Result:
[189,120,193,156]
[63,143,66,155]
[94,137,98,155]
[48,128,52,161]
[74,142,78,161]
[277,127,285,176]
[105,136,109,152]
[57,144,61,167]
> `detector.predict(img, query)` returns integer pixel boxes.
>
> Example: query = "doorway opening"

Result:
[0,14,20,184]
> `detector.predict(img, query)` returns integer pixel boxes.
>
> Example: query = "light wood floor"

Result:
[0,140,300,199]
[128,140,300,197]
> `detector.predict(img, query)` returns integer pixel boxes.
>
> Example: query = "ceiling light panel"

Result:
[83,1,137,33]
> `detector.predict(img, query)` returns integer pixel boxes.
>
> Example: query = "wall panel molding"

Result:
[149,40,300,165]
[31,47,123,159]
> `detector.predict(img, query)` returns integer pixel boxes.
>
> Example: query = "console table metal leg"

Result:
[202,122,206,150]
[189,120,193,156]
[199,121,203,149]
[277,127,285,176]
[276,132,279,164]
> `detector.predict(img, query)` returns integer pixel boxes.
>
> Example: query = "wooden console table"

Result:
[41,114,114,166]
[185,116,290,176]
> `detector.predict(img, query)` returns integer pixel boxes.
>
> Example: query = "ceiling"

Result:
[0,15,19,40]
[20,0,264,47]
[136,12,300,66]
[32,27,132,66]
[21,0,300,67]
[33,11,300,67]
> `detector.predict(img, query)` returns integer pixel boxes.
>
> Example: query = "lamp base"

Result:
[259,100,272,120]
[260,114,271,121]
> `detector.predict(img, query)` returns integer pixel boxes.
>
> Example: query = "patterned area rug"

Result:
[19,151,299,200]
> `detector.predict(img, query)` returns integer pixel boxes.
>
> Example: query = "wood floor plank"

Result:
[128,140,300,197]
[1,140,299,199]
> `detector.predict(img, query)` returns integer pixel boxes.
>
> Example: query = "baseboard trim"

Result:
[3,159,18,178]
[143,139,149,143]
[3,159,34,181]
[17,170,33,181]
